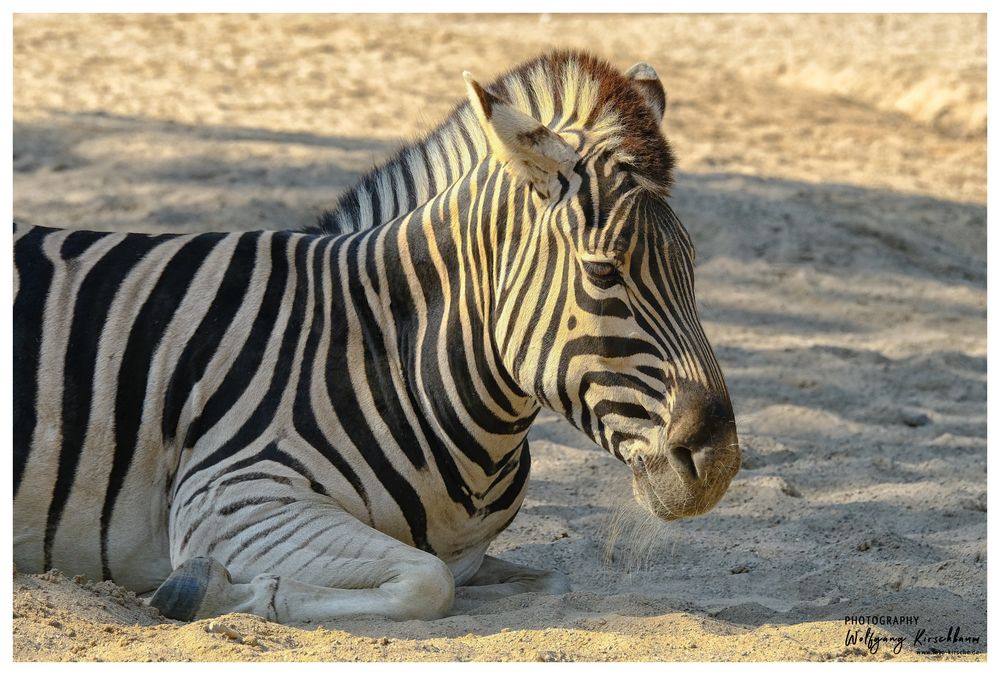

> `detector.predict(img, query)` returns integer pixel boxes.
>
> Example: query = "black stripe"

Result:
[493,171,534,316]
[608,430,644,459]
[219,495,296,517]
[525,83,542,122]
[485,170,531,399]
[353,233,426,467]
[208,509,288,557]
[530,224,574,404]
[408,194,507,473]
[267,512,329,568]
[454,121,477,170]
[400,152,418,212]
[382,214,477,515]
[508,236,561,394]
[102,233,223,579]
[216,471,292,490]
[13,226,55,495]
[181,441,330,511]
[368,177,382,225]
[61,230,110,260]
[484,440,531,516]
[458,165,524,420]
[292,237,372,513]
[180,231,291,452]
[242,513,326,574]
[161,232,261,443]
[625,252,695,380]
[178,233,308,488]
[325,236,432,552]
[179,441,331,550]
[592,399,653,424]
[46,232,172,572]
[557,335,663,444]
[293,522,347,575]
[418,142,437,196]
[222,512,300,567]
[574,371,665,432]
[434,135,454,186]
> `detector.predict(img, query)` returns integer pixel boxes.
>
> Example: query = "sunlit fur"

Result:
[13,51,737,619]
[314,49,738,521]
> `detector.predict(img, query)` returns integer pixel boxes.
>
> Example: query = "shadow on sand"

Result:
[13,112,987,652]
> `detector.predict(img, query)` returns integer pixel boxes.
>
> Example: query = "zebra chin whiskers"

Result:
[601,495,673,577]
[638,442,737,520]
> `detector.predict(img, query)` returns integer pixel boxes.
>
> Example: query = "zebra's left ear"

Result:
[463,71,579,200]
[625,62,666,125]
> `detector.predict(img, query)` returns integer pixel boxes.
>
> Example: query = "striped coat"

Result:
[13,51,739,622]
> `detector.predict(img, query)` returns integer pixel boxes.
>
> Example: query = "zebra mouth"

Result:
[629,454,682,521]
[628,451,733,521]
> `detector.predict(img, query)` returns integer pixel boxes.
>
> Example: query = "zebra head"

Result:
[464,54,739,521]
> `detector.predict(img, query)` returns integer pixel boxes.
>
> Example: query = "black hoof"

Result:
[149,556,227,621]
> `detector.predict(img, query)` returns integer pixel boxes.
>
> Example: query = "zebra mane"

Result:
[308,50,675,236]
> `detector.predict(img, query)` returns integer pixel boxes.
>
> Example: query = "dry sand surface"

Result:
[11,13,986,662]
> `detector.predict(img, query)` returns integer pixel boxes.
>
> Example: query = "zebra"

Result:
[13,50,740,623]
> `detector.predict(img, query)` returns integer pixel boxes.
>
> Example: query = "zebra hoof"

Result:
[149,556,230,622]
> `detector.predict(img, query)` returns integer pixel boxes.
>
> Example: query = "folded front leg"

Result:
[457,554,570,602]
[155,502,455,622]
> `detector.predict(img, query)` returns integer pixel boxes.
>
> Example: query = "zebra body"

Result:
[14,223,531,589]
[13,51,740,622]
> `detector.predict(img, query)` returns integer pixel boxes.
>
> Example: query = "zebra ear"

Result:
[463,71,579,199]
[625,62,666,125]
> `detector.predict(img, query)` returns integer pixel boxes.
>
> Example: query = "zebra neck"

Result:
[321,111,489,235]
[349,178,539,474]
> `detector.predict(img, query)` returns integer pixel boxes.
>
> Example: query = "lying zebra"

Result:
[13,50,740,623]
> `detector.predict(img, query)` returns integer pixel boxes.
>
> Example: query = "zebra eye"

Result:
[583,260,619,282]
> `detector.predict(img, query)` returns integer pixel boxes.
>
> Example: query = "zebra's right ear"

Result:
[463,71,579,199]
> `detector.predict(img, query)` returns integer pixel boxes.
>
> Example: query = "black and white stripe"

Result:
[13,51,738,611]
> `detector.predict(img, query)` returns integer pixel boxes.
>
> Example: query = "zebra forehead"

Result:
[632,193,695,255]
[590,191,696,262]
[487,50,675,196]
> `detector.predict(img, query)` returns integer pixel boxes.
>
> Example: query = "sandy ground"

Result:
[11,13,986,662]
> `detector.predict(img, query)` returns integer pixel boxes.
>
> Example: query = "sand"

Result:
[11,13,986,662]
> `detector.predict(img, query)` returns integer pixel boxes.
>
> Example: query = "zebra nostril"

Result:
[632,454,648,474]
[669,445,700,482]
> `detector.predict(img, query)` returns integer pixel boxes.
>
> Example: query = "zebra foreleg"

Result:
[456,554,570,601]
[156,503,455,623]
[149,556,276,621]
